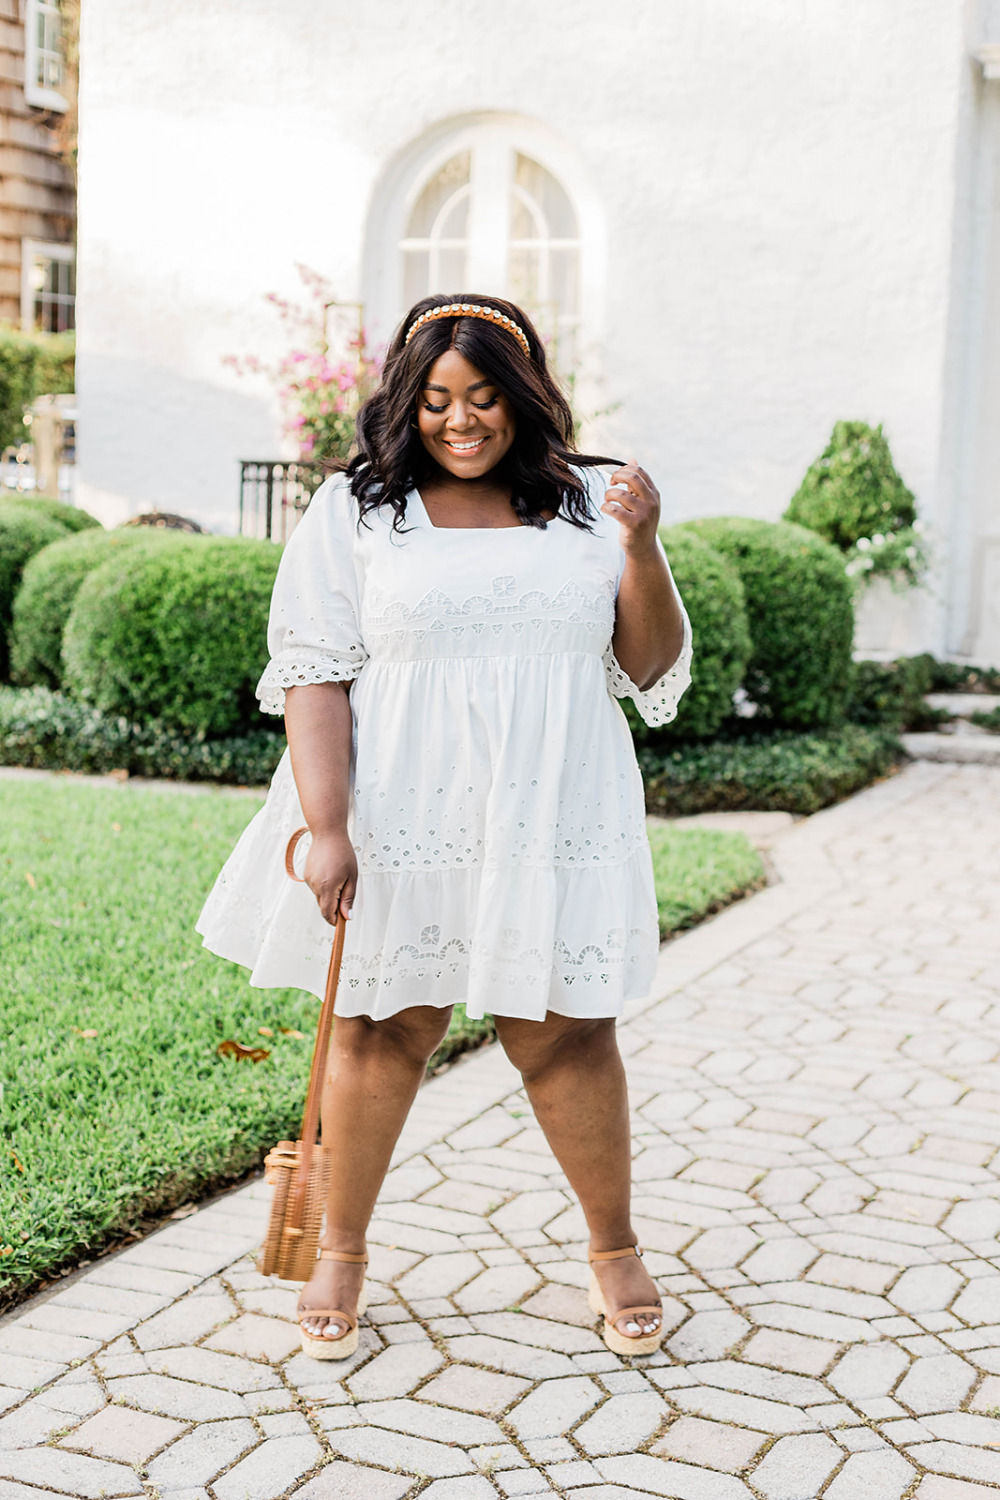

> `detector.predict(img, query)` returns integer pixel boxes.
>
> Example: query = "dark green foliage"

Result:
[0,327,41,450]
[971,706,1000,732]
[0,686,286,784]
[785,420,917,550]
[925,658,1000,695]
[640,725,900,817]
[0,508,68,678]
[847,656,944,732]
[34,330,75,395]
[634,526,752,742]
[63,536,282,735]
[681,517,854,729]
[0,496,100,534]
[10,528,164,688]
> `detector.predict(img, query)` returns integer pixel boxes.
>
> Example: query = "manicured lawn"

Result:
[0,778,763,1303]
[647,822,765,939]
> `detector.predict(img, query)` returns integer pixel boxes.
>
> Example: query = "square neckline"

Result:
[408,488,536,533]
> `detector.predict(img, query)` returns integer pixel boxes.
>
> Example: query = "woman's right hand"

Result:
[303,827,357,925]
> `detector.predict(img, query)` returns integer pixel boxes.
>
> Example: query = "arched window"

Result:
[372,118,597,374]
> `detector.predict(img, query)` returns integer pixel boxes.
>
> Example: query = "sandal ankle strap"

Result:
[318,1249,368,1264]
[589,1246,642,1262]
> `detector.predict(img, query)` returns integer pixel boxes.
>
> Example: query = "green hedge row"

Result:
[11,528,167,688]
[680,517,854,729]
[0,687,286,785]
[63,535,280,736]
[0,498,101,677]
[652,526,751,740]
[640,725,901,817]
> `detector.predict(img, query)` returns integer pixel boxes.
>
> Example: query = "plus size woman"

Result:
[199,292,692,1359]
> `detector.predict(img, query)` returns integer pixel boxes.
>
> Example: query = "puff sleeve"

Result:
[603,536,694,728]
[255,475,368,715]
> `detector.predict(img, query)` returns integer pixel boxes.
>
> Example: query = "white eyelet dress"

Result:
[196,469,692,1023]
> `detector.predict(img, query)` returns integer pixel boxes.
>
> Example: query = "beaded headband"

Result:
[404,302,532,358]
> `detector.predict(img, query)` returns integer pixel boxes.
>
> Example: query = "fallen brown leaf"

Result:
[217,1039,271,1063]
[170,1204,198,1219]
[75,1028,99,1038]
[112,822,122,832]
[280,1028,305,1039]
[258,1026,274,1037]
[24,872,36,890]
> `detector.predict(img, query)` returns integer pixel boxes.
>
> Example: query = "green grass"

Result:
[648,823,765,939]
[0,778,763,1303]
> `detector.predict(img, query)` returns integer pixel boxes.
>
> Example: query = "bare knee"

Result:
[333,1006,453,1068]
[495,1014,616,1082]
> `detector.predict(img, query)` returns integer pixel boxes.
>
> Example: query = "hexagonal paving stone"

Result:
[60,1405,186,1464]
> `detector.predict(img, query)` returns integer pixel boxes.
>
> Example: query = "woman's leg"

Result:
[299,1004,453,1339]
[493,1012,661,1340]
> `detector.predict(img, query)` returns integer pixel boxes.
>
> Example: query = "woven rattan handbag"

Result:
[258,826,346,1282]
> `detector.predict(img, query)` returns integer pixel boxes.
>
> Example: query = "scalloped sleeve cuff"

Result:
[256,645,366,716]
[604,608,693,728]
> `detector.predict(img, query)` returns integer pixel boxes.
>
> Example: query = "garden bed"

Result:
[0,776,763,1306]
[640,724,902,817]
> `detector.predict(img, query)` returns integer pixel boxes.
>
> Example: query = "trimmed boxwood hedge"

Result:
[0,496,100,536]
[10,527,169,689]
[785,420,916,550]
[640,724,900,817]
[0,686,286,785]
[641,525,752,741]
[681,517,854,730]
[63,536,282,736]
[0,508,69,679]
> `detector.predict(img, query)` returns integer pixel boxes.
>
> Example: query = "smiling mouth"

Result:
[442,436,489,454]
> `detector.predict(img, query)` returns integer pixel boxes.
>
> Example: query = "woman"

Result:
[198,293,692,1361]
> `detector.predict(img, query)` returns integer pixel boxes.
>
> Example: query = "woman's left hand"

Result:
[602,459,661,556]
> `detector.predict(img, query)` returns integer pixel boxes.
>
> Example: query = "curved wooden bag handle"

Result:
[283,826,347,1239]
[285,825,310,882]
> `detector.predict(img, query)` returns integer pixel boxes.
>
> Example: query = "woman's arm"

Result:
[604,459,687,691]
[284,681,357,924]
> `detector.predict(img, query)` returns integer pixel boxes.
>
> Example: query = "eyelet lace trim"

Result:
[603,616,693,728]
[365,576,617,628]
[339,924,655,993]
[257,648,365,715]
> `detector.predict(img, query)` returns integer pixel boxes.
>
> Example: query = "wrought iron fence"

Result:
[239,460,326,542]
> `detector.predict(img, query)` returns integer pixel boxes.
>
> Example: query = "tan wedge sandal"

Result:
[588,1246,664,1357]
[298,1248,368,1360]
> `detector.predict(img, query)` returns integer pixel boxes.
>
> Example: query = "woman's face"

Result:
[416,349,517,479]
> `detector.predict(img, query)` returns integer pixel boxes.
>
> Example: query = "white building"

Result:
[77,0,1000,663]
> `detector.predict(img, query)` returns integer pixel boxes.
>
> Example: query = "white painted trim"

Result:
[21,238,75,331]
[23,0,67,112]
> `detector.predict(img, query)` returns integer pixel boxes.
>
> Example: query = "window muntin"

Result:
[24,0,67,112]
[400,152,471,310]
[398,143,581,369]
[22,241,75,333]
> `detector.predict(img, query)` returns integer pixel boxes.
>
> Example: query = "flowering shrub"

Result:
[844,524,929,590]
[785,420,928,591]
[226,265,382,465]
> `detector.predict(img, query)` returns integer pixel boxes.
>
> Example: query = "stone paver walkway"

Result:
[3,760,1000,1499]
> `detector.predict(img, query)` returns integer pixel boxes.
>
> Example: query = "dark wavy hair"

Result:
[343,293,615,530]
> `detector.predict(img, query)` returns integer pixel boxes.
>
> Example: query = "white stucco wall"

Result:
[77,0,983,657]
